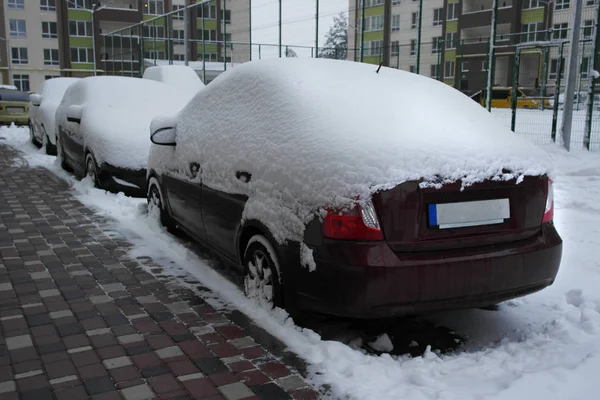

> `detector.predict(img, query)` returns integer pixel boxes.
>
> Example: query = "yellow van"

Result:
[471,87,551,109]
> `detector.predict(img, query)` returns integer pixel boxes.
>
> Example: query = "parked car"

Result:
[147,58,562,318]
[142,65,205,101]
[471,87,551,109]
[55,76,188,197]
[28,78,79,155]
[0,88,29,126]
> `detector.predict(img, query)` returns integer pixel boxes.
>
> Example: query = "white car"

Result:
[142,65,205,101]
[29,78,79,155]
[55,76,188,197]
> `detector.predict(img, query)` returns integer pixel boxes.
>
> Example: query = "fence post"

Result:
[278,0,282,58]
[111,35,115,74]
[120,31,124,75]
[202,5,206,84]
[485,0,498,112]
[223,0,227,71]
[584,2,600,150]
[248,0,252,61]
[102,34,106,76]
[184,3,189,66]
[416,0,423,74]
[457,39,464,91]
[540,46,549,110]
[552,43,566,142]
[360,0,365,62]
[437,39,443,81]
[129,28,133,76]
[139,26,144,76]
[511,48,521,132]
[315,0,319,58]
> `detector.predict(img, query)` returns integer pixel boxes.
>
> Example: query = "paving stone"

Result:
[120,383,155,400]
[182,377,219,399]
[0,380,16,393]
[25,313,52,327]
[218,381,255,400]
[195,357,229,375]
[39,289,60,298]
[141,365,170,378]
[103,356,133,370]
[14,369,43,379]
[117,334,143,345]
[156,346,184,359]
[251,383,293,400]
[178,373,205,382]
[84,376,116,395]
[6,334,32,350]
[147,374,181,394]
[50,310,74,319]
[0,282,14,291]
[21,387,54,400]
[276,375,307,392]
[90,295,112,304]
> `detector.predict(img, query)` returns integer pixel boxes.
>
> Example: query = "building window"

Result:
[41,0,56,11]
[555,0,570,10]
[411,12,418,29]
[581,57,590,78]
[553,23,568,40]
[445,32,456,49]
[392,15,400,32]
[365,15,384,32]
[69,21,93,37]
[69,0,92,9]
[11,48,28,64]
[8,0,24,9]
[444,61,455,78]
[143,26,165,39]
[13,74,30,92]
[461,61,469,72]
[45,75,58,80]
[44,49,59,66]
[409,65,416,73]
[42,21,57,38]
[369,40,383,56]
[144,50,165,59]
[9,20,26,38]
[583,20,593,38]
[549,58,565,80]
[585,0,598,5]
[433,8,443,26]
[430,64,440,79]
[523,0,541,8]
[200,29,217,42]
[365,0,384,6]
[392,0,401,4]
[447,3,458,20]
[391,41,399,56]
[144,0,164,15]
[173,5,185,20]
[410,39,416,56]
[432,36,442,54]
[173,29,184,41]
[522,22,543,42]
[70,47,94,63]
[201,4,217,19]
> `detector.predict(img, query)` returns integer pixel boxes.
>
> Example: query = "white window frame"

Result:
[391,40,399,56]
[41,0,56,11]
[369,40,384,56]
[411,12,418,29]
[461,60,469,72]
[410,39,417,56]
[444,61,455,78]
[71,47,94,63]
[581,57,590,79]
[42,21,57,39]
[430,64,440,79]
[433,8,443,26]
[8,0,24,9]
[391,15,400,32]
[69,20,92,37]
[13,74,30,92]
[523,0,541,9]
[553,23,568,40]
[447,3,458,20]
[69,0,92,9]
[144,50,166,59]
[144,0,164,15]
[432,37,442,54]
[582,20,594,39]
[43,48,59,66]
[445,32,456,49]
[9,19,26,38]
[555,0,570,10]
[11,47,28,65]
[172,5,185,20]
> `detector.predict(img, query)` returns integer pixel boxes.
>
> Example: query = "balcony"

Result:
[98,0,138,10]
[460,0,517,30]
[96,1,141,23]
[461,23,513,54]
[462,0,513,14]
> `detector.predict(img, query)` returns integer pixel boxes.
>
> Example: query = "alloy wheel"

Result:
[244,248,274,308]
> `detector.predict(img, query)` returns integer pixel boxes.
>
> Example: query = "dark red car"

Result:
[146,58,562,318]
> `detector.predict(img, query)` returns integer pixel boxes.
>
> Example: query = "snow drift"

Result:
[143,65,205,101]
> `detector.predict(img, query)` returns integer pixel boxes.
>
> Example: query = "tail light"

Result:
[323,200,384,241]
[542,178,554,223]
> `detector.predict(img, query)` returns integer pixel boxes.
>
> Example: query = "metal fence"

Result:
[99,0,600,151]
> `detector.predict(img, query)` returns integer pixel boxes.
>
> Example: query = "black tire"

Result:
[84,152,100,188]
[56,135,69,171]
[147,178,177,233]
[29,123,39,146]
[243,236,284,309]
[42,126,56,155]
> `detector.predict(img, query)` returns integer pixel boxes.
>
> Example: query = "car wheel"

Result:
[243,236,283,310]
[29,124,39,146]
[85,152,99,188]
[56,136,68,171]
[42,126,56,155]
[147,177,177,232]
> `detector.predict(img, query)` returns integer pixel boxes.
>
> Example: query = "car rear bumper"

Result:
[99,164,147,198]
[0,115,28,125]
[290,223,562,318]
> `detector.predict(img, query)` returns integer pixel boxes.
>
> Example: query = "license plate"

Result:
[7,107,24,113]
[428,199,510,229]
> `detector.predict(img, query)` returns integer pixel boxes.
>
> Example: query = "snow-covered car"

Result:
[147,58,562,318]
[28,77,79,155]
[55,76,188,197]
[142,65,205,101]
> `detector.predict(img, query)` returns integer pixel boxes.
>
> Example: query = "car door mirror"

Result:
[151,127,177,146]
[30,94,42,106]
[66,105,82,124]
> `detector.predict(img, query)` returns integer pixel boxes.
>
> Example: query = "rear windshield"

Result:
[0,91,29,102]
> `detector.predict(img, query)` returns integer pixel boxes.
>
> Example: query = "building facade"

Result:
[348,0,599,96]
[0,0,250,92]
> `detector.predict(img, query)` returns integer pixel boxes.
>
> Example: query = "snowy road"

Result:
[2,125,599,400]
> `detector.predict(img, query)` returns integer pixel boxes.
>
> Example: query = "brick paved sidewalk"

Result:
[0,145,319,400]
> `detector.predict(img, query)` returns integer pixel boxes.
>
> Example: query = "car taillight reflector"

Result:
[323,200,384,241]
[542,178,554,223]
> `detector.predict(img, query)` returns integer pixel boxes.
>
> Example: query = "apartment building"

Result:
[0,0,250,92]
[349,0,599,96]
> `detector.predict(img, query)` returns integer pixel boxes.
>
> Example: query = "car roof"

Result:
[0,89,29,102]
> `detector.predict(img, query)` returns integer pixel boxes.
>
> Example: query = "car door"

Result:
[162,161,207,242]
[201,172,249,263]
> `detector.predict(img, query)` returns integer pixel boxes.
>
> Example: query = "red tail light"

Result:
[323,200,384,241]
[542,178,554,223]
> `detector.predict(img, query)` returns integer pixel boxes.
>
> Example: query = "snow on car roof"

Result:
[39,78,79,101]
[171,58,550,242]
[143,65,205,101]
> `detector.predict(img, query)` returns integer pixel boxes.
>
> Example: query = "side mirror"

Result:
[66,105,82,124]
[151,127,177,146]
[150,115,178,146]
[30,94,42,106]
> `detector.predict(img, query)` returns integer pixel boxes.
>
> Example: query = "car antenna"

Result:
[376,62,383,74]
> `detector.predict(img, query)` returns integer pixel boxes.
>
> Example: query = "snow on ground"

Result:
[2,123,600,399]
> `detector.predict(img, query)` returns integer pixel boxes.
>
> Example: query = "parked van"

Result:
[470,87,550,109]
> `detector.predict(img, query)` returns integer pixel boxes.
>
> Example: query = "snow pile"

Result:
[368,333,394,353]
[142,65,205,101]
[56,76,188,170]
[33,78,79,143]
[158,58,549,243]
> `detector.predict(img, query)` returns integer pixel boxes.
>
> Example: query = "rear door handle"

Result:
[236,171,251,183]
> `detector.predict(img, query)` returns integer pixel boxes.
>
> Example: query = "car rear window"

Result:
[0,91,30,102]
